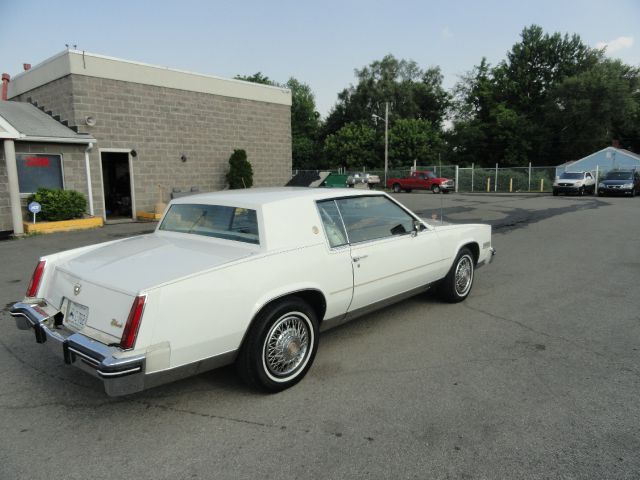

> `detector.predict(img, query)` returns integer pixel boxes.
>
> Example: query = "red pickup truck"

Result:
[386,170,455,193]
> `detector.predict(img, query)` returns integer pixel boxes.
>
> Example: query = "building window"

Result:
[16,153,64,194]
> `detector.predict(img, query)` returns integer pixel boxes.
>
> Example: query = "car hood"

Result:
[601,180,632,185]
[58,233,257,293]
[556,179,582,184]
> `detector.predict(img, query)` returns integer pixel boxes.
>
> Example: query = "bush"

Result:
[27,188,87,221]
[226,149,253,189]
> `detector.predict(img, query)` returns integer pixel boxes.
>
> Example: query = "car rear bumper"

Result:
[10,301,145,396]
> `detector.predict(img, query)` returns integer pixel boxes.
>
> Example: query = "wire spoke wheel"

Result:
[263,312,312,379]
[454,255,473,296]
[438,247,475,303]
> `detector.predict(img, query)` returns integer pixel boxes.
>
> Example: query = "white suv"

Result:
[552,171,596,196]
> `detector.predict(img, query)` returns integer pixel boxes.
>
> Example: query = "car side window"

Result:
[336,196,414,244]
[317,200,348,248]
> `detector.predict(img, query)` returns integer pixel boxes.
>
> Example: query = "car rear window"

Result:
[159,204,259,244]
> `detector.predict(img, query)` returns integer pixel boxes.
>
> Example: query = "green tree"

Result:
[286,78,322,169]
[236,73,323,169]
[226,149,253,189]
[324,54,450,138]
[450,25,614,167]
[323,122,378,169]
[234,72,275,85]
[545,60,640,159]
[388,119,443,167]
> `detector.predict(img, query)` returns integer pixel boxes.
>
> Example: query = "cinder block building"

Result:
[1,50,292,235]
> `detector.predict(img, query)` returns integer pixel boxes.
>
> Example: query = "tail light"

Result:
[26,260,46,298]
[120,295,146,350]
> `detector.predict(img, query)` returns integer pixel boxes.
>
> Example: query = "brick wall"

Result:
[15,74,292,217]
[13,76,75,127]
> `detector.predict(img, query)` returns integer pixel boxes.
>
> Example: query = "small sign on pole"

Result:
[28,201,41,224]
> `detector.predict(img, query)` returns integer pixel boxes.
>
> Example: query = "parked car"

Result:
[347,172,380,189]
[10,188,495,396]
[597,170,640,197]
[386,170,455,193]
[552,171,596,196]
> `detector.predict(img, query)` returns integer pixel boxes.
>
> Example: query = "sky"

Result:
[1,0,638,117]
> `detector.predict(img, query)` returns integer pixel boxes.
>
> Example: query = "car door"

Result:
[335,195,445,313]
[316,199,357,319]
[585,172,594,187]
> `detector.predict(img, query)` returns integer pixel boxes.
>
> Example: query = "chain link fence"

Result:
[292,164,559,193]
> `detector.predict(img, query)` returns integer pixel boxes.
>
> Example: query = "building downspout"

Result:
[4,139,24,236]
[84,142,94,216]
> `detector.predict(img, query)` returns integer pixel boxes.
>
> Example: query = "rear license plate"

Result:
[66,300,89,331]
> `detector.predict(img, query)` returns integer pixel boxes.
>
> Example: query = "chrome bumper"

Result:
[478,247,496,268]
[10,301,145,396]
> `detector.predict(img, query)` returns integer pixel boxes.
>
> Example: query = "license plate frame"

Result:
[65,299,89,331]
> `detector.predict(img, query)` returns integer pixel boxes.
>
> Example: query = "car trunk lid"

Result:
[43,233,257,342]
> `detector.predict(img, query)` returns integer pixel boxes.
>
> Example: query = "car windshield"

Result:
[560,172,583,179]
[605,172,633,180]
[159,204,259,244]
[426,172,436,179]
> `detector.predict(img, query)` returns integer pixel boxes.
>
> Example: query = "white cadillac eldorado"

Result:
[11,188,495,396]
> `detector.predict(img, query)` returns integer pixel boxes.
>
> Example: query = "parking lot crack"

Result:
[463,304,640,379]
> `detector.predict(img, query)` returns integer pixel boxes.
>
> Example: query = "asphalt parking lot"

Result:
[1,193,639,479]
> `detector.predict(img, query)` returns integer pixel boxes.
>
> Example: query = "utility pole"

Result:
[373,102,390,186]
[384,102,389,186]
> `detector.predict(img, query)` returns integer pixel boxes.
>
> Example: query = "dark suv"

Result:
[597,170,640,197]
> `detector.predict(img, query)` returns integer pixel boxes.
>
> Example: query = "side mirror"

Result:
[412,220,423,236]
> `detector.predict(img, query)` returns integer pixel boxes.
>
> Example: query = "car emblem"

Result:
[73,284,81,295]
[111,319,124,328]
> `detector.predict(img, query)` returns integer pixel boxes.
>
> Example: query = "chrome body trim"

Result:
[321,283,431,332]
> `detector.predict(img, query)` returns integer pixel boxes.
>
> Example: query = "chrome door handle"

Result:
[352,255,368,262]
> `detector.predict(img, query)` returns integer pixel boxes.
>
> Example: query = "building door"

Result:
[100,151,134,220]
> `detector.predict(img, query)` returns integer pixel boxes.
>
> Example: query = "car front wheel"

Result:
[237,297,319,392]
[432,185,441,194]
[437,248,475,303]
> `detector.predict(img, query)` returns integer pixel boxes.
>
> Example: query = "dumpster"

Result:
[322,173,348,188]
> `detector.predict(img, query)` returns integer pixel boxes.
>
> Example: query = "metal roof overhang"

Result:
[16,134,95,144]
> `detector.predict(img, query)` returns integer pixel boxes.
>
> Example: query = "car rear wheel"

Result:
[237,297,319,392]
[392,183,401,193]
[432,185,441,194]
[437,248,475,303]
